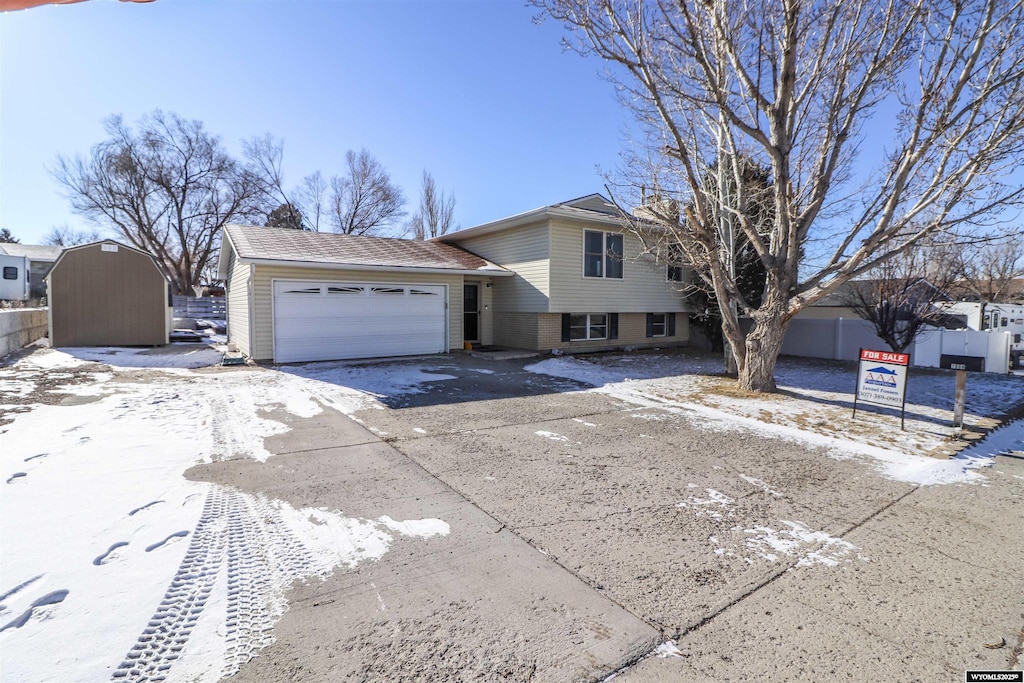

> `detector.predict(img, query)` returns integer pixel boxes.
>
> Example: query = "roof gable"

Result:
[47,239,168,281]
[438,193,628,244]
[560,194,620,215]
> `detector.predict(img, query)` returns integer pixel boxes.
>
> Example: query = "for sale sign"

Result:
[855,348,910,409]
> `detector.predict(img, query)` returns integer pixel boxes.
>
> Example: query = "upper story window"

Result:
[584,230,623,279]
[666,244,685,282]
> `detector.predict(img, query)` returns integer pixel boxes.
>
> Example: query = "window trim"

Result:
[569,313,608,341]
[649,312,667,337]
[583,230,624,280]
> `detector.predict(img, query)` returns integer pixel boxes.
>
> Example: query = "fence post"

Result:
[835,319,843,362]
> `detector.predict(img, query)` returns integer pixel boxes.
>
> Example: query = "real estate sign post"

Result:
[853,348,910,430]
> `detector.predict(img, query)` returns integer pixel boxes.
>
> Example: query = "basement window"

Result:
[569,313,608,341]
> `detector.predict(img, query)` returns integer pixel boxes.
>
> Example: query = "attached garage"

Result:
[272,281,447,362]
[218,225,511,363]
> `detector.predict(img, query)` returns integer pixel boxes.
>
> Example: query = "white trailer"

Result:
[984,304,1024,368]
[0,254,30,301]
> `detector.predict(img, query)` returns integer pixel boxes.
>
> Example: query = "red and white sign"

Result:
[856,348,909,409]
[859,348,910,366]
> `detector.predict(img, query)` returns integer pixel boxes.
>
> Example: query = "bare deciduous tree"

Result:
[840,241,960,353]
[52,110,263,294]
[327,149,405,236]
[43,224,104,247]
[536,0,1024,392]
[409,171,457,240]
[296,172,328,232]
[953,239,1024,308]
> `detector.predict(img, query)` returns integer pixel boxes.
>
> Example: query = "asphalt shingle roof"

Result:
[225,224,509,273]
[0,243,63,261]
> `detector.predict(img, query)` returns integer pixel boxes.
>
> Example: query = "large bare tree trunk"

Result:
[737,317,787,393]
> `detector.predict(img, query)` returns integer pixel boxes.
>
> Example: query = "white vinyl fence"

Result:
[780,318,1012,374]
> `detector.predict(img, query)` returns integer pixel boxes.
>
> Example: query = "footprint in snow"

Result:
[0,590,69,632]
[0,574,44,604]
[23,453,47,462]
[93,542,130,566]
[6,472,27,484]
[128,501,163,516]
[146,531,189,552]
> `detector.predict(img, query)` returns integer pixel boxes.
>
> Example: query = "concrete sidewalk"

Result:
[187,403,660,681]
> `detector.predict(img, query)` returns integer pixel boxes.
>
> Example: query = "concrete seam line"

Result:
[675,485,921,641]
[387,439,668,633]
[270,441,382,456]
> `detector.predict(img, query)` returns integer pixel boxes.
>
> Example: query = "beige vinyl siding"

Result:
[249,266,463,361]
[225,252,252,357]
[451,223,550,312]
[547,220,687,313]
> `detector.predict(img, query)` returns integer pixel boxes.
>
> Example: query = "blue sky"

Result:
[0,0,633,244]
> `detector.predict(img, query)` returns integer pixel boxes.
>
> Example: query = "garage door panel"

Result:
[272,281,447,363]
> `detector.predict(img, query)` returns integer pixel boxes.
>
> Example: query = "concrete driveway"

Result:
[248,350,1024,682]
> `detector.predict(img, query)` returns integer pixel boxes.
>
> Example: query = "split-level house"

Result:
[217,194,690,363]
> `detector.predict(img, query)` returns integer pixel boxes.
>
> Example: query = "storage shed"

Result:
[47,240,171,347]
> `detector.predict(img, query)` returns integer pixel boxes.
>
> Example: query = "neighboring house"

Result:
[218,194,690,363]
[794,278,952,322]
[47,240,171,347]
[0,243,63,299]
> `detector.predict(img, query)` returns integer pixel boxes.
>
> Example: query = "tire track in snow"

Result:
[112,486,331,682]
[113,488,227,682]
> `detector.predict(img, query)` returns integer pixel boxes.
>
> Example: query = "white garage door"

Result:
[273,281,447,363]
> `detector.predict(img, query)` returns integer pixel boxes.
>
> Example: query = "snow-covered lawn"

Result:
[0,348,454,683]
[526,352,1024,485]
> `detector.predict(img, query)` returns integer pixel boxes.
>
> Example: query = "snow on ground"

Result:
[0,348,453,683]
[526,353,1024,485]
[59,345,227,370]
[279,360,456,416]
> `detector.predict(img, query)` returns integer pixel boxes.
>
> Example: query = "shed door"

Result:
[272,281,447,363]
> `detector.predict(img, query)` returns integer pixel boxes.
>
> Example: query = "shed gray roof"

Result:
[223,224,511,275]
[0,243,63,261]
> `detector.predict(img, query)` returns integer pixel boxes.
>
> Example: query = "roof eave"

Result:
[437,205,629,243]
[238,257,514,277]
[216,228,238,280]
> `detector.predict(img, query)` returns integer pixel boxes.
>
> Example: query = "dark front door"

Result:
[463,283,480,343]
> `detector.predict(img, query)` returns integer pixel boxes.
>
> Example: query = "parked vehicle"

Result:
[0,254,29,301]
[984,304,1024,368]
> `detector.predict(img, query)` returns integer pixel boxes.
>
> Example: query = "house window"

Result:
[562,313,618,342]
[667,244,684,282]
[646,312,677,338]
[3,267,18,280]
[583,230,623,279]
[650,313,667,337]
